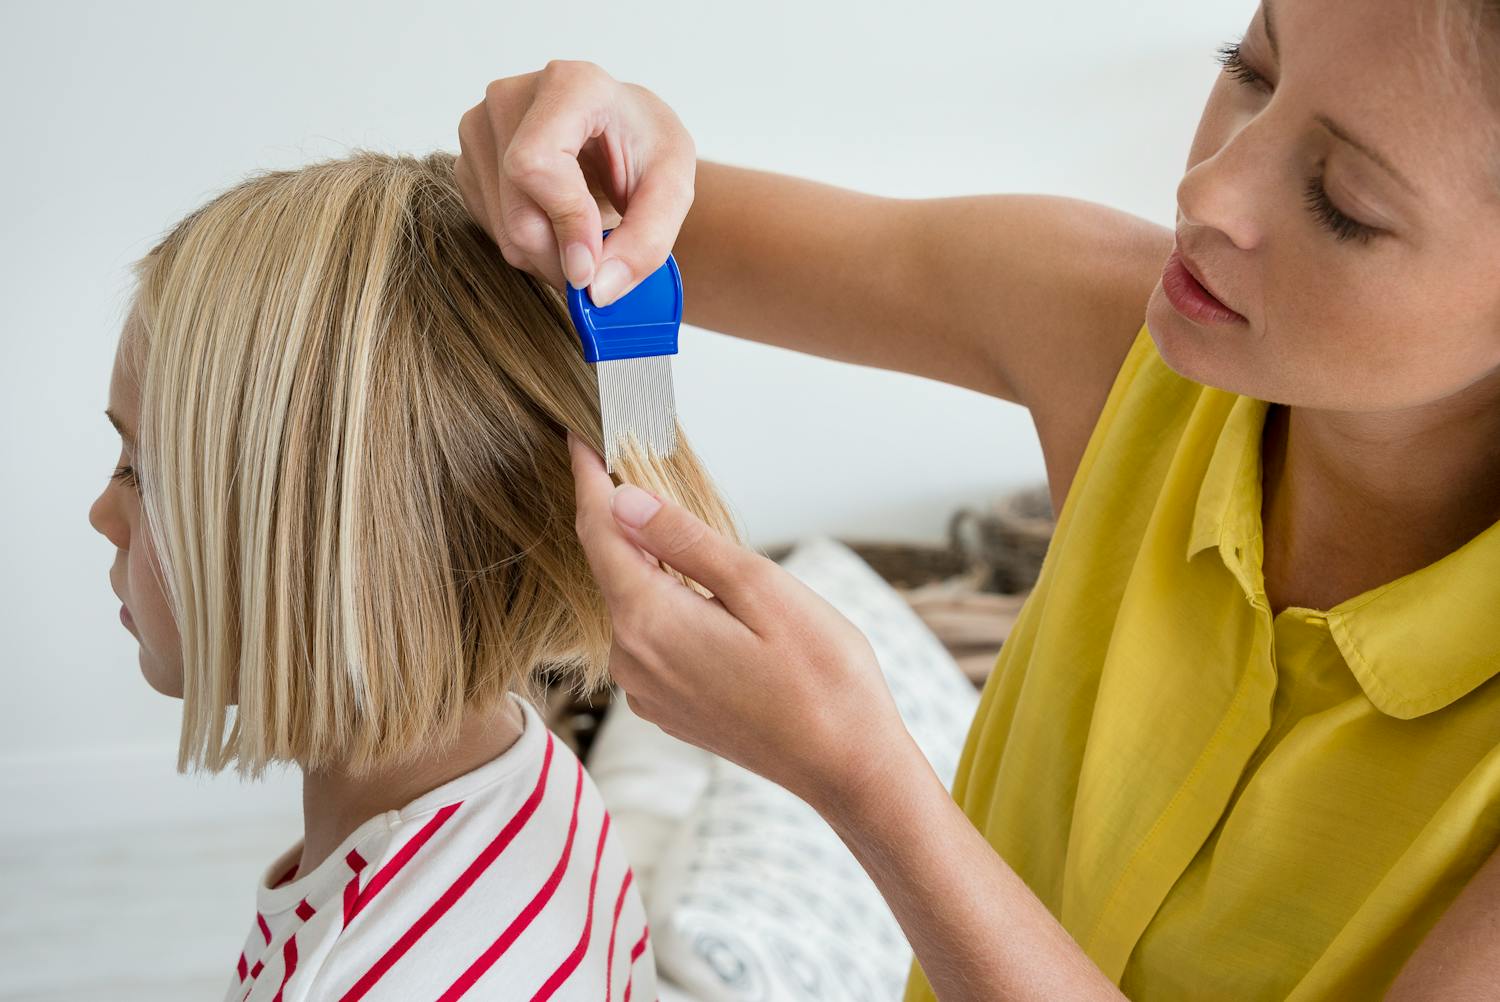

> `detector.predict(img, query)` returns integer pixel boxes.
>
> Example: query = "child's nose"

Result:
[88,488,127,549]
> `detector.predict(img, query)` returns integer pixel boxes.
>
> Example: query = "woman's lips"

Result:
[120,603,134,630]
[1162,248,1246,326]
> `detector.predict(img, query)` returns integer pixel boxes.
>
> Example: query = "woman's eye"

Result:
[1303,174,1382,245]
[1215,40,1269,92]
[111,463,140,489]
[1214,40,1383,247]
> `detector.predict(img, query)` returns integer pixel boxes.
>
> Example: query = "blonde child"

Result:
[89,150,737,1001]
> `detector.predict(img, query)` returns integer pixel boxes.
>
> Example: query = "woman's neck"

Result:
[292,696,526,881]
[1261,371,1500,615]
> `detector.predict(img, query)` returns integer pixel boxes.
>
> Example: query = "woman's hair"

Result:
[1414,1,1500,193]
[1436,0,1500,98]
[127,150,740,778]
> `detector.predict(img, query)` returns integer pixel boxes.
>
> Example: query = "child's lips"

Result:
[110,578,133,629]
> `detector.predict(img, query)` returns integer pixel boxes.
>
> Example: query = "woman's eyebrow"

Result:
[105,407,135,443]
[1263,0,1419,199]
[1315,115,1420,198]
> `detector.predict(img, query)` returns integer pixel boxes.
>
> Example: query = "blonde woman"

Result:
[456,0,1500,998]
[88,150,737,1001]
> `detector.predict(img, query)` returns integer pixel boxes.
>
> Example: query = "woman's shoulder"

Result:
[1017,213,1175,516]
[1052,316,1214,533]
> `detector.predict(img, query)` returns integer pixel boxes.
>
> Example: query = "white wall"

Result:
[0,0,1253,829]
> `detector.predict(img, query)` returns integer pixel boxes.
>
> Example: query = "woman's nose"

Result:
[1176,118,1272,253]
[1177,163,1261,253]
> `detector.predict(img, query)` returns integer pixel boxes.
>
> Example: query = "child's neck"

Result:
[293,697,527,880]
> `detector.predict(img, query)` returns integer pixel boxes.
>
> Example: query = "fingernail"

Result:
[591,258,631,307]
[611,483,661,528]
[562,243,594,290]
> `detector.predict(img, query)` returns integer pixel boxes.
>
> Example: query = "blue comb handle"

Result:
[567,232,683,364]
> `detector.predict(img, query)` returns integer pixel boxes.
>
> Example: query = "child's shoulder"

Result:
[286,699,655,1001]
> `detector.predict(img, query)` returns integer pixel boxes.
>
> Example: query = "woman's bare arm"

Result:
[456,66,1171,510]
[455,61,1165,409]
[571,429,1500,1002]
[675,161,1170,410]
[568,435,1127,1001]
[666,160,1172,513]
[826,730,1127,1001]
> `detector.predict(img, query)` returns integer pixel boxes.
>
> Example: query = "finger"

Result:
[483,108,574,288]
[503,65,610,289]
[497,181,570,289]
[569,432,754,664]
[607,479,768,622]
[596,196,623,231]
[605,639,648,690]
[456,102,509,251]
[459,99,547,280]
[567,432,676,605]
[588,144,695,307]
[506,149,602,291]
[621,688,660,728]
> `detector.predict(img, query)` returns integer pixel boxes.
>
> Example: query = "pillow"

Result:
[646,536,981,1002]
[588,682,716,900]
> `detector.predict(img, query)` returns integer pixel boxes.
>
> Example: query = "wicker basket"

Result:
[759,539,971,590]
[948,482,1055,594]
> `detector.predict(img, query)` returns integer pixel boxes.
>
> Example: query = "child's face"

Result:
[89,329,183,698]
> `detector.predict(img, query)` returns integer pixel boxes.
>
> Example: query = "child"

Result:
[89,150,739,1000]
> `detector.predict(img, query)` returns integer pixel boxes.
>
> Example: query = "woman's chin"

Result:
[1145,286,1248,393]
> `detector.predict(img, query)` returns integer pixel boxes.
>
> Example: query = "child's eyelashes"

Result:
[111,463,140,490]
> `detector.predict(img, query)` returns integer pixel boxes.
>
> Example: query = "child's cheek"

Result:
[129,534,185,699]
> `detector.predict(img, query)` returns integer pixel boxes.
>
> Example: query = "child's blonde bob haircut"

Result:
[128,150,739,777]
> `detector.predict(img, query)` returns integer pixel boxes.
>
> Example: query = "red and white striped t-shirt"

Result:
[223,695,656,1002]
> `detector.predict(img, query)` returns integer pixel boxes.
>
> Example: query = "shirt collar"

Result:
[1185,392,1500,719]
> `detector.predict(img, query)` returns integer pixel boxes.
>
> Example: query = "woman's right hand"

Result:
[455,61,697,307]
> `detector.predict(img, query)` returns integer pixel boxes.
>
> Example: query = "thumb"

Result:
[609,482,759,613]
[588,167,693,307]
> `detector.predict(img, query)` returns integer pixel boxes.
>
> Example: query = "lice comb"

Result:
[567,237,682,474]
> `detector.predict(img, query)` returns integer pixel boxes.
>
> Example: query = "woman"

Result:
[90,150,740,1000]
[454,0,1500,998]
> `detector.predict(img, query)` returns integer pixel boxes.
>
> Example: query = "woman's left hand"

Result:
[567,432,916,818]
[571,433,1146,1001]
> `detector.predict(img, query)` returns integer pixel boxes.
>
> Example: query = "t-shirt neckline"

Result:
[253,692,542,916]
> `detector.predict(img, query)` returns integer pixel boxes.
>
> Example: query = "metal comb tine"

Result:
[567,238,683,475]
[598,356,679,473]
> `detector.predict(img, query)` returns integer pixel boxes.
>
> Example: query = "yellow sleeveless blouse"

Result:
[903,321,1500,1001]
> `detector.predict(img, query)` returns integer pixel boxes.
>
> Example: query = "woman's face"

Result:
[1145,0,1500,412]
[88,328,183,697]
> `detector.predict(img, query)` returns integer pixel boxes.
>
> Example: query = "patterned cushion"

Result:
[647,536,980,1001]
